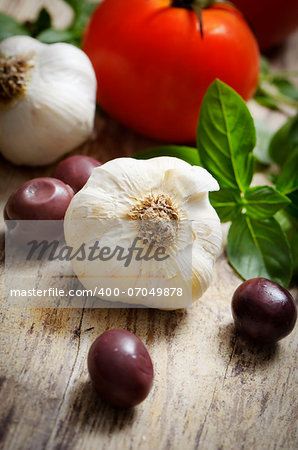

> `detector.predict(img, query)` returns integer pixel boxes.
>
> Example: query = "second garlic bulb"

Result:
[0,36,97,166]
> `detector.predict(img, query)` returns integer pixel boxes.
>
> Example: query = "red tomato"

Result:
[232,0,298,51]
[83,0,260,142]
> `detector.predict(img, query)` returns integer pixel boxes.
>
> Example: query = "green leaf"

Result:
[197,79,255,191]
[227,215,293,287]
[244,186,290,220]
[209,189,242,222]
[275,149,298,218]
[276,150,298,195]
[260,56,270,77]
[275,210,298,281]
[64,0,96,29]
[253,118,273,165]
[0,12,29,42]
[286,191,298,218]
[272,77,298,101]
[269,114,298,166]
[63,0,97,45]
[254,88,279,110]
[133,146,201,166]
[26,8,51,37]
[36,28,79,45]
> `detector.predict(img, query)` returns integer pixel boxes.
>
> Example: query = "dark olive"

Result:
[88,329,154,408]
[232,278,297,343]
[53,155,101,193]
[4,177,74,221]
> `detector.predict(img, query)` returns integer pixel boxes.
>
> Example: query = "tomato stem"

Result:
[172,0,215,8]
[171,1,216,38]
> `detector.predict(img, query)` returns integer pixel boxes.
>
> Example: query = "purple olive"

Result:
[53,155,101,193]
[4,177,74,221]
[232,278,297,343]
[88,329,154,408]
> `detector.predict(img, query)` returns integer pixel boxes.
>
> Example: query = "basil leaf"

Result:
[253,118,273,165]
[26,8,51,37]
[254,88,279,111]
[276,150,298,195]
[63,0,97,45]
[37,28,79,45]
[133,146,201,166]
[272,78,298,101]
[244,186,290,220]
[275,210,298,281]
[260,56,270,77]
[209,189,242,222]
[269,114,298,167]
[0,13,29,42]
[227,215,292,287]
[197,79,255,191]
[273,129,298,218]
[286,191,298,218]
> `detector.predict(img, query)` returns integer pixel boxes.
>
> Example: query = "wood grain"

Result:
[0,2,297,449]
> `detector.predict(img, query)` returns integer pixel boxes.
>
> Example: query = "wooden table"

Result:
[0,2,297,449]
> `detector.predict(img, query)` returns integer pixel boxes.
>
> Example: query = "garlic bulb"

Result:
[0,36,96,166]
[64,157,222,309]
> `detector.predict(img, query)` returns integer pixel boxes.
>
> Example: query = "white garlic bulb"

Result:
[64,157,222,309]
[0,36,96,166]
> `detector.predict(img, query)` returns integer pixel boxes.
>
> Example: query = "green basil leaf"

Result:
[227,215,292,287]
[260,56,270,77]
[0,12,29,42]
[254,88,279,110]
[36,28,79,45]
[197,79,255,191]
[269,173,278,184]
[272,77,298,101]
[269,114,298,166]
[276,150,298,218]
[244,186,290,220]
[276,150,298,195]
[133,146,201,166]
[63,0,97,41]
[275,210,298,281]
[253,118,273,165]
[26,8,51,37]
[209,189,242,222]
[286,191,298,218]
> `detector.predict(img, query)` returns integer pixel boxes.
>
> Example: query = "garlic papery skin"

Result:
[0,36,96,166]
[64,157,222,309]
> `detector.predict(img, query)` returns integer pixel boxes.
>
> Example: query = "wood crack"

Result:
[222,336,238,385]
[195,383,218,448]
[195,337,238,448]
[44,307,85,450]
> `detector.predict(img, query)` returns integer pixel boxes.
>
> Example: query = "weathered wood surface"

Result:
[0,2,297,450]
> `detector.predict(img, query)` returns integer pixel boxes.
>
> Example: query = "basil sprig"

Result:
[255,56,298,112]
[197,80,293,287]
[134,80,296,287]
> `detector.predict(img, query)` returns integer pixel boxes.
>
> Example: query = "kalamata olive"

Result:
[88,329,154,408]
[232,278,297,343]
[4,177,74,221]
[53,155,101,193]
